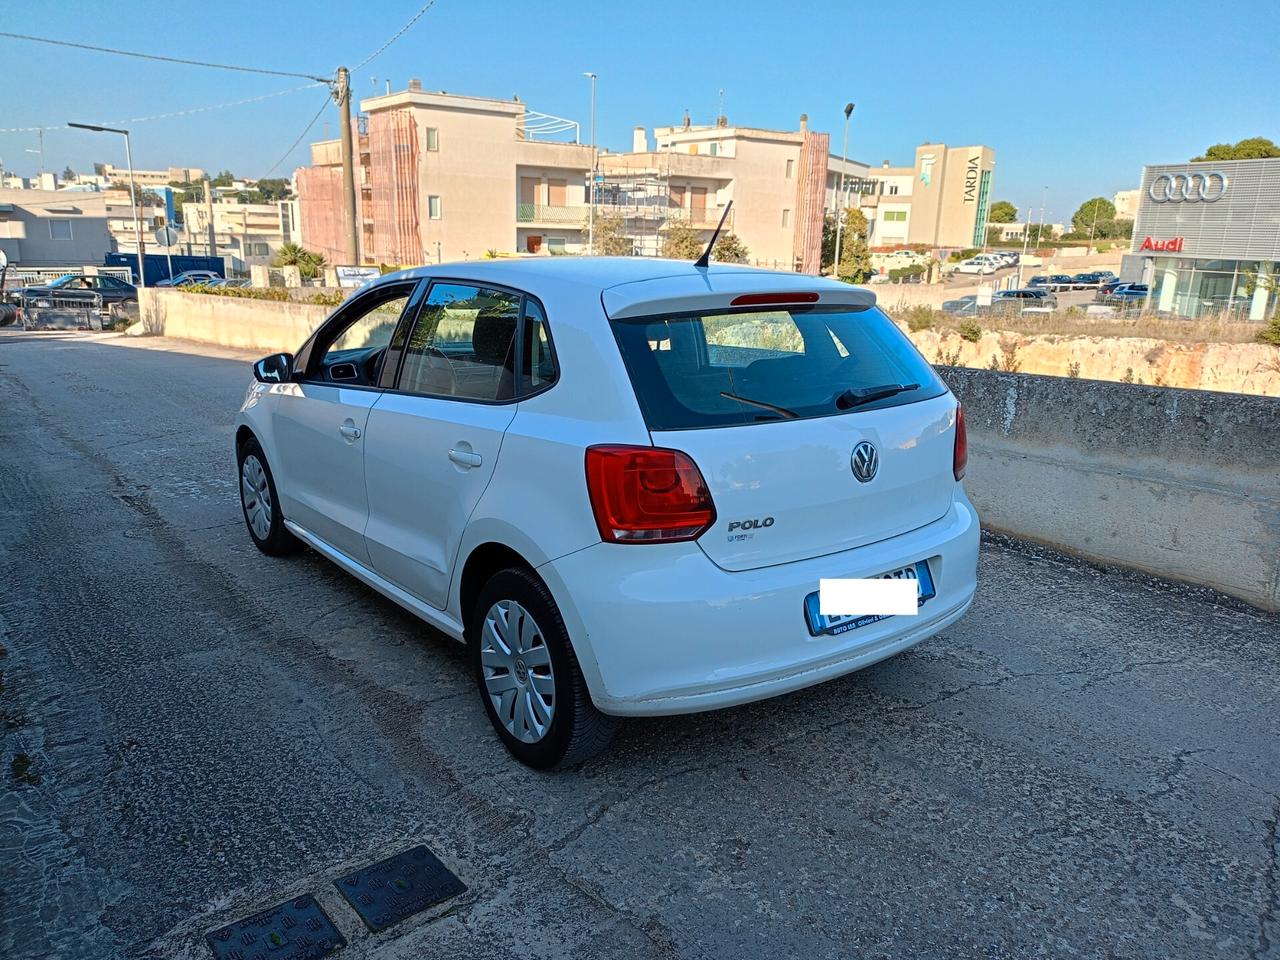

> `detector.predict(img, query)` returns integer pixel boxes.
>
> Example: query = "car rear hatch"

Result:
[603,271,958,572]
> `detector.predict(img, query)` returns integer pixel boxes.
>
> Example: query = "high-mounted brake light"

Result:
[953,404,968,481]
[585,445,717,543]
[728,292,820,307]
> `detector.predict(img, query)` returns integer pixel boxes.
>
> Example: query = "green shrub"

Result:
[947,247,981,263]
[958,319,982,342]
[901,304,935,332]
[1258,315,1280,346]
[176,284,346,307]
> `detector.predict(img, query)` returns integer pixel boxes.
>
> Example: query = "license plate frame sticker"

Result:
[804,560,935,637]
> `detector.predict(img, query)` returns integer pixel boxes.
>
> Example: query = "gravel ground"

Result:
[1,330,1277,960]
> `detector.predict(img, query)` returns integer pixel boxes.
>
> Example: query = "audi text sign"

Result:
[1139,237,1184,252]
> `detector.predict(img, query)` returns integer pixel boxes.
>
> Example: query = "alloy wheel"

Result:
[480,600,556,743]
[240,455,273,541]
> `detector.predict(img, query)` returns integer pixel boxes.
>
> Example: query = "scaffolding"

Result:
[596,155,732,257]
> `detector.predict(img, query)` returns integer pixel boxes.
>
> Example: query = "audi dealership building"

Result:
[1130,157,1280,321]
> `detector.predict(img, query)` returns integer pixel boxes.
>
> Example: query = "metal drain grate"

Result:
[334,845,466,932]
[205,894,345,960]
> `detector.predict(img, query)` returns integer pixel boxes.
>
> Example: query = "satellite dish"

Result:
[0,249,8,270]
[153,226,179,248]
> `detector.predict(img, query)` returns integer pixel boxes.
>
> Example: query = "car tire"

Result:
[237,437,300,557]
[0,303,15,327]
[471,567,616,769]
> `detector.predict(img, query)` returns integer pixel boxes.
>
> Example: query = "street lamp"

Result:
[68,122,146,288]
[832,102,855,279]
[584,72,597,255]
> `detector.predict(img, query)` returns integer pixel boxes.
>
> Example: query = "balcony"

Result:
[516,203,589,225]
[596,204,733,229]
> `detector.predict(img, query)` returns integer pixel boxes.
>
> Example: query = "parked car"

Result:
[4,273,137,311]
[1042,274,1077,292]
[206,277,252,288]
[1094,270,1117,282]
[955,257,997,275]
[1072,272,1104,289]
[995,288,1058,309]
[157,270,222,287]
[1098,278,1126,296]
[942,295,980,314]
[1099,283,1149,305]
[234,259,979,768]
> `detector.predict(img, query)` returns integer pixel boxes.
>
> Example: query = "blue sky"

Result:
[2,0,1276,222]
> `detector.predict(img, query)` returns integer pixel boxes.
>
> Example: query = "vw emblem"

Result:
[851,441,879,483]
[1148,171,1228,203]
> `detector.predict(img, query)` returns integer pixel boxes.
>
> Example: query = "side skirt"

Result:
[284,520,467,643]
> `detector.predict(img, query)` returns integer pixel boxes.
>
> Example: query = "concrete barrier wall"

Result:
[138,289,331,354]
[945,368,1280,611]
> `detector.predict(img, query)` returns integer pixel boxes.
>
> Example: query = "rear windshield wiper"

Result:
[835,382,919,410]
[720,391,799,420]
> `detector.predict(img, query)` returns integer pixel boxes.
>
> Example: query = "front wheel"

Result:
[237,437,300,556]
[471,568,616,769]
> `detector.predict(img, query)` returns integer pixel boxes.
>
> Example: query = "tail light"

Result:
[953,404,968,481]
[585,445,716,543]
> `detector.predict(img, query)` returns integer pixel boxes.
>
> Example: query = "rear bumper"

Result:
[540,495,980,716]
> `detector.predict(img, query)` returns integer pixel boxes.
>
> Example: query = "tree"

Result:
[1071,197,1116,234]
[61,165,76,183]
[591,209,633,256]
[211,169,236,187]
[252,178,292,201]
[272,242,326,280]
[712,231,749,264]
[835,207,872,282]
[1192,137,1280,162]
[986,224,1006,245]
[988,200,1017,223]
[661,218,704,260]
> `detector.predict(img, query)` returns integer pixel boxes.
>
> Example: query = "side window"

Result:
[397,283,520,401]
[520,299,558,395]
[305,282,414,382]
[324,289,411,359]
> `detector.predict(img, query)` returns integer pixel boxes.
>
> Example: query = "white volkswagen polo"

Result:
[235,257,978,768]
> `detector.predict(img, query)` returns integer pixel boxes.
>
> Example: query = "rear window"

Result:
[610,305,947,430]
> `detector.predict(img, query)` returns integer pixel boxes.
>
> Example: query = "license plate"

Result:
[803,560,936,637]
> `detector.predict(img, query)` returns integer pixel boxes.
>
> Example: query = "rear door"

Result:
[608,300,957,572]
[361,281,528,609]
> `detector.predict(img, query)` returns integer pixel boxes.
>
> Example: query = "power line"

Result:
[0,83,326,134]
[355,0,442,70]
[262,93,333,177]
[0,30,331,83]
[108,83,327,125]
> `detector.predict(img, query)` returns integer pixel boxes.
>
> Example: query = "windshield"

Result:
[610,304,947,430]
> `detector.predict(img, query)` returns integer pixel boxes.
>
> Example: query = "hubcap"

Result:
[240,455,273,540]
[480,600,555,743]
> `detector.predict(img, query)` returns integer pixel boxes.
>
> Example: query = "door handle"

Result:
[339,421,362,441]
[449,448,483,467]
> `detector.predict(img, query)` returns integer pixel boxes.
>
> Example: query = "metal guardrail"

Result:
[15,291,104,331]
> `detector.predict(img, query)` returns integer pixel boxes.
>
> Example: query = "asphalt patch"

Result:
[335,845,466,932]
[205,894,345,960]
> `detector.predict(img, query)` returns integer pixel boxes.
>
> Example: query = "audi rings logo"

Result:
[1148,171,1228,203]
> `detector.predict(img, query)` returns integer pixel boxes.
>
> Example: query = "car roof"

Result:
[381,256,878,319]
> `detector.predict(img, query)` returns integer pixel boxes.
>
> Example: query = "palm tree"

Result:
[272,243,326,280]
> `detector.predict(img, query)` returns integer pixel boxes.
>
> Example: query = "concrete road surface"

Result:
[2,330,1277,960]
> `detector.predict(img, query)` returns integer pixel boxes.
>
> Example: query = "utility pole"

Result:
[336,67,359,265]
[584,72,597,255]
[204,177,216,257]
[832,102,855,279]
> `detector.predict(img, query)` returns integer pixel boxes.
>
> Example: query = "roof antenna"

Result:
[695,200,733,269]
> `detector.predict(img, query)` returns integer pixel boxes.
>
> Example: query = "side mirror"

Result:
[253,352,293,384]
